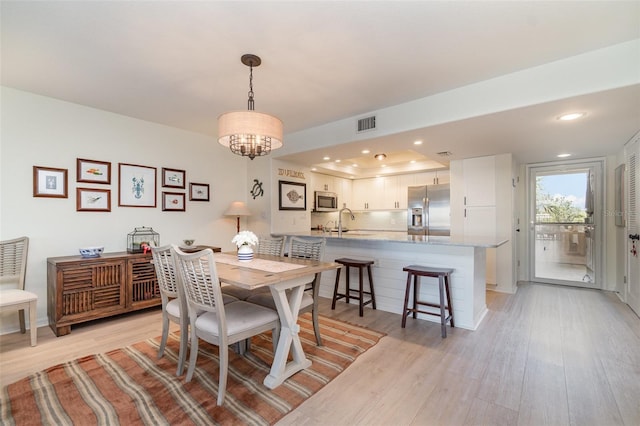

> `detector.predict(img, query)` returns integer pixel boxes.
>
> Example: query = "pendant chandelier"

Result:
[218,54,283,160]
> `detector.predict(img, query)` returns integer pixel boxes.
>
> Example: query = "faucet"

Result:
[324,220,334,235]
[338,205,355,237]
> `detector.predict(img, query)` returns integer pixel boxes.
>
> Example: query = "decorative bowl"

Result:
[183,239,195,247]
[79,246,104,258]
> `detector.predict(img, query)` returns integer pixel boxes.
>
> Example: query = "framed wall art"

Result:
[118,163,157,207]
[278,180,306,211]
[189,182,210,201]
[33,166,68,198]
[76,158,111,184]
[76,187,111,212]
[162,167,186,189]
[162,192,185,211]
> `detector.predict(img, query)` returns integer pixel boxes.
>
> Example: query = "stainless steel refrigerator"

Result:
[407,184,450,236]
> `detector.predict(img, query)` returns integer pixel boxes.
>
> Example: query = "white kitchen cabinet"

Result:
[352,177,384,210]
[313,173,337,193]
[414,169,450,185]
[384,174,413,209]
[312,173,352,209]
[450,154,514,291]
[463,156,495,207]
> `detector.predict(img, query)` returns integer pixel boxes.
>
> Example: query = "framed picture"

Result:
[189,182,210,201]
[162,167,186,189]
[33,166,68,198]
[162,192,185,211]
[76,158,111,184]
[76,187,111,212]
[118,163,157,207]
[278,180,306,210]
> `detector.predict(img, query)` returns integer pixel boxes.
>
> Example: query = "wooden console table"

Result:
[47,247,221,336]
[47,251,160,336]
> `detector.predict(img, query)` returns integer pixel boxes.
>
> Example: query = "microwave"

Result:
[314,191,338,211]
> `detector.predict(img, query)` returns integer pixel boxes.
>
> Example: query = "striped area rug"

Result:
[1,313,384,425]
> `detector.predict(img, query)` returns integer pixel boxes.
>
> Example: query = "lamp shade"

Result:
[218,111,283,150]
[224,201,252,217]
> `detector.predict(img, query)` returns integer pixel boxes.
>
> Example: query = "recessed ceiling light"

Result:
[361,149,370,154]
[381,164,387,168]
[323,156,330,161]
[352,164,358,167]
[335,159,341,163]
[410,160,416,164]
[414,140,423,145]
[374,153,387,160]
[557,112,586,121]
[311,167,317,171]
[557,153,572,158]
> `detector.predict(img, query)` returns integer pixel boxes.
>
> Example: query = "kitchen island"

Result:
[275,231,508,330]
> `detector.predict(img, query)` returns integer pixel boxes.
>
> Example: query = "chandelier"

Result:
[218,54,283,160]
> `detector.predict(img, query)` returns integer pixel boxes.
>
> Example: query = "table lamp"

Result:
[224,201,251,233]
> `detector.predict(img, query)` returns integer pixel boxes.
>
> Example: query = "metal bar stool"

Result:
[331,258,376,316]
[401,265,455,337]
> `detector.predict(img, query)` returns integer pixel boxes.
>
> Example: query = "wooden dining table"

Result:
[214,251,341,389]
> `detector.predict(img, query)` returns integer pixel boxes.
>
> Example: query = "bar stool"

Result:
[331,258,376,316]
[401,265,455,338]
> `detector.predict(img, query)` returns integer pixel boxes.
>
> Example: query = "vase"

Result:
[237,244,254,261]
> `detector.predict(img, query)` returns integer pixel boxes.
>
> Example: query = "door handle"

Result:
[516,228,520,232]
[630,234,640,241]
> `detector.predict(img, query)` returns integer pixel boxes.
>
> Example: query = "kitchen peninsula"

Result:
[276,231,508,330]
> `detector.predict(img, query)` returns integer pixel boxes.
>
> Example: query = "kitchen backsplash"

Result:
[311,210,406,231]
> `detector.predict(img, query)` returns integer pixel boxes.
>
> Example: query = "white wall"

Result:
[269,159,311,234]
[0,87,248,333]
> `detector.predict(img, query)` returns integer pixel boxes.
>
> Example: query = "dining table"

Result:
[214,251,341,389]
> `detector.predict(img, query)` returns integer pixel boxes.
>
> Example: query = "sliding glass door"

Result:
[528,160,602,288]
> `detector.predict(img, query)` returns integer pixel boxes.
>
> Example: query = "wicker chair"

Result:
[172,245,279,406]
[0,236,37,346]
[151,245,237,376]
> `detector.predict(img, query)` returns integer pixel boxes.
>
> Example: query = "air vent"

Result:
[437,151,453,157]
[357,116,376,132]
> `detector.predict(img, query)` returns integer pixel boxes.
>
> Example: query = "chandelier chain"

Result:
[247,63,255,111]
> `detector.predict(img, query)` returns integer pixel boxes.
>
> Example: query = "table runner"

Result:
[215,253,307,273]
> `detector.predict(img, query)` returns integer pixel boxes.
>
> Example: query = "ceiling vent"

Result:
[357,116,376,133]
[437,151,453,157]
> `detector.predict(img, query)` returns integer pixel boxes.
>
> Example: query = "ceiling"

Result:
[2,1,639,178]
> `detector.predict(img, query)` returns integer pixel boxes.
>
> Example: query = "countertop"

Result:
[275,230,508,248]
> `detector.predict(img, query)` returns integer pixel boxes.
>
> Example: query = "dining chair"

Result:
[151,244,189,376]
[172,245,280,406]
[221,235,286,301]
[247,236,326,346]
[0,236,37,346]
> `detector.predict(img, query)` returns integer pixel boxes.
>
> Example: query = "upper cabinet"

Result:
[414,169,450,186]
[462,156,495,207]
[351,175,414,210]
[311,173,352,209]
[352,177,385,210]
[313,170,449,211]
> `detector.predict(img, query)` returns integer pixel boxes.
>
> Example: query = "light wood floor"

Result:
[2,282,639,425]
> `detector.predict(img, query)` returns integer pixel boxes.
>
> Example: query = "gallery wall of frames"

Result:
[33,158,210,212]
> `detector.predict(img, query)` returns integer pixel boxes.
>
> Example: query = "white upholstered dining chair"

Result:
[172,245,279,405]
[151,244,189,376]
[151,244,238,376]
[0,236,37,346]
